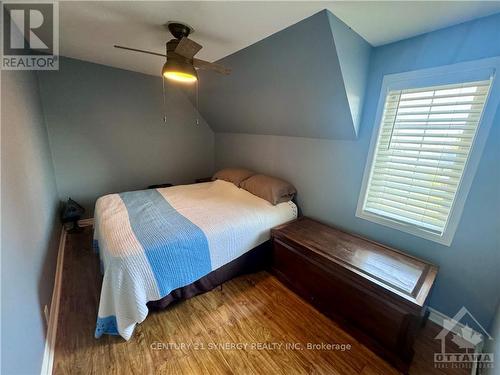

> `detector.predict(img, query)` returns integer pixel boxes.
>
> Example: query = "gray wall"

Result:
[38,57,214,216]
[1,71,61,374]
[198,10,370,140]
[214,13,500,330]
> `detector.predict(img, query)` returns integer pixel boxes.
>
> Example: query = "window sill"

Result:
[355,208,453,246]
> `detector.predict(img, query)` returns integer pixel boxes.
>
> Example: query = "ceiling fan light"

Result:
[163,71,197,83]
[162,60,197,83]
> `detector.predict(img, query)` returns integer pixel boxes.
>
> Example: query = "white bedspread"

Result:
[93,180,297,340]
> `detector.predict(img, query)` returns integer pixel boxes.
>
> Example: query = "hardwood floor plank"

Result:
[53,228,468,375]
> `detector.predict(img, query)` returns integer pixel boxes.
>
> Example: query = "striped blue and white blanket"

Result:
[93,180,297,340]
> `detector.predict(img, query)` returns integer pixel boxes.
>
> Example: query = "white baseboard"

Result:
[428,307,462,336]
[40,227,67,375]
[428,307,483,342]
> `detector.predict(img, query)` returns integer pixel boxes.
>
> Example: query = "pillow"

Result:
[240,174,296,205]
[212,168,255,187]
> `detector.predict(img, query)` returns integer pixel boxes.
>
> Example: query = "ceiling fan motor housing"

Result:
[167,22,193,39]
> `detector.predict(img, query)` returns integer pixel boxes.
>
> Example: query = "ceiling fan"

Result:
[114,22,231,83]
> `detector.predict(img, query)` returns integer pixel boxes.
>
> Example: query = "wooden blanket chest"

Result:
[271,217,438,373]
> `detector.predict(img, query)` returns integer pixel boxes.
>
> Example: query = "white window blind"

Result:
[361,79,492,235]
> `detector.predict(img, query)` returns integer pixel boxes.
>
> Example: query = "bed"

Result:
[93,179,298,340]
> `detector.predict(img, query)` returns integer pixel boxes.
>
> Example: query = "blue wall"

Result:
[38,57,215,217]
[325,10,371,134]
[199,10,370,139]
[1,71,61,375]
[215,12,500,329]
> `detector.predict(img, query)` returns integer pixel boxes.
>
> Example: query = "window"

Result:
[357,60,499,245]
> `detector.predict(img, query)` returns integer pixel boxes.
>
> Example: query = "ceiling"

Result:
[60,1,500,77]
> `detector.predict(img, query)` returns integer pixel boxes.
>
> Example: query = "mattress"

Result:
[93,179,297,340]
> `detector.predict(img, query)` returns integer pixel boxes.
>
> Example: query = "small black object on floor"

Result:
[60,198,85,233]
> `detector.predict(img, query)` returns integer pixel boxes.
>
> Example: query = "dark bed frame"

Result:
[147,240,272,311]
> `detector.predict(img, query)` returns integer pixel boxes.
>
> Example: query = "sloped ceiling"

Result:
[198,10,371,139]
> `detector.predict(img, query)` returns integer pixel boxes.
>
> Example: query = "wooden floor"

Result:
[53,227,468,375]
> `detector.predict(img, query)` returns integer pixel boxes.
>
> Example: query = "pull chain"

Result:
[195,78,199,125]
[162,76,167,123]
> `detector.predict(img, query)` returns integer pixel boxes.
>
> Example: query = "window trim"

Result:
[356,57,500,246]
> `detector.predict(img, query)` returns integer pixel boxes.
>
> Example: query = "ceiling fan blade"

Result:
[114,45,165,57]
[193,58,231,75]
[175,37,202,59]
